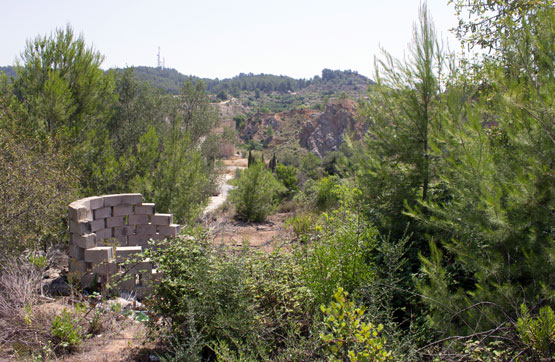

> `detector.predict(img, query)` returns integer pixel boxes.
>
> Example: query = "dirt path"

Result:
[203,158,247,215]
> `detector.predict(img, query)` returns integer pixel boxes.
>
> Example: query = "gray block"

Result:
[95,228,113,241]
[128,214,149,225]
[126,261,153,274]
[85,196,105,210]
[134,203,155,215]
[104,194,143,207]
[94,207,112,219]
[70,259,87,273]
[159,224,181,237]
[151,213,173,225]
[68,204,92,222]
[106,216,126,228]
[136,223,157,235]
[115,246,143,263]
[71,233,96,249]
[68,245,85,260]
[69,220,91,235]
[91,218,106,232]
[113,205,133,216]
[115,235,128,246]
[80,273,96,289]
[114,226,134,237]
[114,275,136,292]
[84,246,113,264]
[127,234,149,246]
[93,262,119,276]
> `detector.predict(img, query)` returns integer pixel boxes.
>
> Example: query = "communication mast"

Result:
[157,47,161,68]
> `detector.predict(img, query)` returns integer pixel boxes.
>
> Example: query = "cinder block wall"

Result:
[68,193,179,297]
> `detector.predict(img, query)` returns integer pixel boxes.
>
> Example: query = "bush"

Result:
[51,309,82,350]
[230,162,285,222]
[275,163,299,199]
[299,186,377,305]
[145,233,316,361]
[0,134,77,253]
[320,287,392,362]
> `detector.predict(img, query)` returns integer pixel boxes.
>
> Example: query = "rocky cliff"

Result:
[299,99,366,157]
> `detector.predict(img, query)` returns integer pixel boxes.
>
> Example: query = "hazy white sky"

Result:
[1,0,460,79]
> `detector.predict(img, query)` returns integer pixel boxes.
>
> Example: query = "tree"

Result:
[416,2,555,337]
[230,162,284,222]
[13,25,115,145]
[355,3,449,240]
[176,80,218,144]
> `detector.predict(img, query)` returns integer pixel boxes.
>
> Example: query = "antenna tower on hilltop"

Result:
[157,46,161,68]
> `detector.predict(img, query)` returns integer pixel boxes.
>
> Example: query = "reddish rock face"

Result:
[299,99,366,157]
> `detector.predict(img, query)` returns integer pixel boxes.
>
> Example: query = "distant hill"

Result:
[122,66,373,96]
[0,66,16,78]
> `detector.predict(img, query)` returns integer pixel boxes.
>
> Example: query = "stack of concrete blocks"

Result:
[68,193,180,297]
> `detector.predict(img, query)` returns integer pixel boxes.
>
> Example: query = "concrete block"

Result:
[104,193,142,207]
[128,214,149,225]
[150,233,166,242]
[151,213,173,225]
[125,261,152,275]
[134,203,155,215]
[114,226,134,237]
[159,224,181,237]
[94,207,112,219]
[95,228,113,241]
[134,285,153,298]
[84,246,113,264]
[71,233,96,249]
[106,216,126,228]
[145,270,163,284]
[91,218,106,232]
[85,196,105,210]
[136,223,157,235]
[68,204,92,222]
[127,234,149,246]
[80,273,97,289]
[69,220,91,235]
[115,246,143,264]
[115,235,128,246]
[113,205,133,216]
[70,259,87,273]
[68,245,85,260]
[113,274,136,292]
[93,262,119,276]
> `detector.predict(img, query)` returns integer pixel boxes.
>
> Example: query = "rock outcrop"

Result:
[299,99,366,157]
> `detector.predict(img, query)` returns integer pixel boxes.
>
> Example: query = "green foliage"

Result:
[146,233,315,361]
[355,3,448,241]
[304,175,341,211]
[299,186,377,305]
[274,163,298,198]
[13,25,115,146]
[516,305,555,359]
[286,212,317,243]
[51,309,82,349]
[415,2,555,337]
[230,162,285,222]
[320,287,392,362]
[0,133,77,253]
[234,114,246,130]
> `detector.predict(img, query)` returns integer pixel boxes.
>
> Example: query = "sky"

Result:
[1,0,460,80]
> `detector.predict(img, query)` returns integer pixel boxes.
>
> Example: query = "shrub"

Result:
[274,163,299,199]
[0,133,77,253]
[299,186,377,305]
[51,309,82,350]
[230,162,285,222]
[320,287,392,362]
[145,233,316,361]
